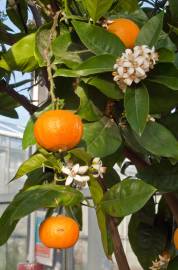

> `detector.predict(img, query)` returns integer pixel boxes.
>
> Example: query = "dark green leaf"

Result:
[136,12,164,46]
[101,179,156,217]
[129,201,167,269]
[83,117,122,157]
[22,118,36,150]
[0,33,38,72]
[169,0,178,23]
[12,153,47,180]
[139,122,178,159]
[70,148,92,164]
[158,48,175,63]
[84,0,113,22]
[76,85,102,121]
[83,76,123,100]
[167,256,178,270]
[138,160,178,192]
[65,205,83,230]
[125,84,149,135]
[72,21,125,57]
[88,176,113,257]
[54,54,116,77]
[148,63,178,90]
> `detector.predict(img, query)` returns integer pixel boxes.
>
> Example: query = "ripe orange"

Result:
[107,18,140,48]
[34,110,83,151]
[173,228,178,249]
[39,215,79,249]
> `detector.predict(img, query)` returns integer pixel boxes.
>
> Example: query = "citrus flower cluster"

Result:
[149,254,170,270]
[61,158,107,187]
[113,45,159,91]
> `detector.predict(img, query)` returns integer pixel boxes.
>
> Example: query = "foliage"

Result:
[1,0,178,269]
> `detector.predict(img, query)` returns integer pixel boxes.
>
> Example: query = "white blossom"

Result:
[149,254,170,270]
[91,157,107,178]
[61,163,89,186]
[113,45,159,92]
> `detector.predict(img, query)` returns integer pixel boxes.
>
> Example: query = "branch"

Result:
[123,146,178,225]
[97,178,131,270]
[0,80,37,115]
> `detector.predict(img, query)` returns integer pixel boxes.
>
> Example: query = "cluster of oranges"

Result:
[34,18,140,250]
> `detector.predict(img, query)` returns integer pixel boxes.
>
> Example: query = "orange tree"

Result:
[1,0,178,269]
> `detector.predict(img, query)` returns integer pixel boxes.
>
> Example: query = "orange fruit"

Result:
[107,18,140,48]
[39,215,79,249]
[174,228,178,249]
[34,110,83,151]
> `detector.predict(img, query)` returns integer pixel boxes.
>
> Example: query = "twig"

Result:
[97,177,131,270]
[44,11,60,104]
[0,80,37,115]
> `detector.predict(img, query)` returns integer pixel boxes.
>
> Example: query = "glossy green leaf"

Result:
[55,54,116,77]
[65,205,83,230]
[88,176,113,257]
[12,153,47,180]
[167,256,178,270]
[70,148,92,164]
[117,0,138,12]
[148,63,178,90]
[138,160,178,192]
[11,185,84,220]
[125,84,149,135]
[76,85,102,121]
[84,0,113,22]
[83,117,122,157]
[136,12,164,46]
[0,33,38,72]
[6,0,28,31]
[156,31,176,51]
[22,118,36,150]
[129,200,167,269]
[52,32,72,56]
[83,77,123,100]
[101,179,156,217]
[0,91,19,119]
[72,21,125,57]
[139,122,178,159]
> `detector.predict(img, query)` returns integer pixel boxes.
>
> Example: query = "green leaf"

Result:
[169,0,178,23]
[167,256,178,270]
[70,148,92,164]
[76,85,102,121]
[0,91,19,119]
[117,0,138,12]
[101,179,156,217]
[65,205,83,230]
[11,185,84,220]
[22,118,36,150]
[83,76,123,100]
[6,0,28,31]
[128,200,168,269]
[125,84,149,135]
[72,21,125,57]
[156,31,176,51]
[88,176,113,257]
[148,63,178,90]
[54,54,116,77]
[0,33,38,72]
[136,12,164,46]
[158,48,175,63]
[52,31,72,56]
[12,153,47,180]
[139,122,178,159]
[146,81,178,114]
[84,0,113,22]
[34,24,51,66]
[138,160,178,192]
[83,117,122,157]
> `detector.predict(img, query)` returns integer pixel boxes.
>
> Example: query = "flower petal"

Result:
[65,176,73,185]
[61,166,71,175]
[78,166,89,174]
